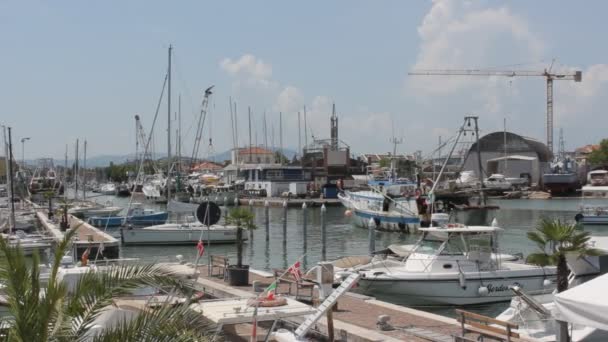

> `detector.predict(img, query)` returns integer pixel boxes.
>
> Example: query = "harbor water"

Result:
[71,192,608,317]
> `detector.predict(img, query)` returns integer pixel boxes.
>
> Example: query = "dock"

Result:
[239,197,343,208]
[171,264,462,342]
[36,211,120,259]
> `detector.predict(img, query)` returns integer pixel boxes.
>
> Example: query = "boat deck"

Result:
[177,264,465,342]
[36,211,120,259]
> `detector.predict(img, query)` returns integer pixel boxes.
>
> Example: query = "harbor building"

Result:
[462,131,553,187]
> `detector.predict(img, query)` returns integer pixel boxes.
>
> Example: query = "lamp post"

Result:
[20,137,30,167]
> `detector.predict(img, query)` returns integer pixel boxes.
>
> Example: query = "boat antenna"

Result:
[167,44,172,202]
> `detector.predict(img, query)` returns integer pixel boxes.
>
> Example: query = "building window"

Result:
[266,170,283,180]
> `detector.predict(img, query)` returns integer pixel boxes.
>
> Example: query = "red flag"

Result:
[196,240,205,256]
[287,261,302,282]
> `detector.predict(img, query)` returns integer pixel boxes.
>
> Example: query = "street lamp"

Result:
[21,137,30,167]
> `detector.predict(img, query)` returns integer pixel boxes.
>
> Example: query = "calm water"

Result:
[69,191,608,317]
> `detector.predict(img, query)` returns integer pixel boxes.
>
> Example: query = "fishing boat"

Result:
[88,204,168,228]
[100,183,117,196]
[338,180,420,232]
[119,221,242,245]
[350,224,556,305]
[574,186,608,224]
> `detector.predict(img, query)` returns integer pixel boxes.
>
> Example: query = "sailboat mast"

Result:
[504,118,508,174]
[178,94,181,173]
[279,112,283,166]
[167,44,172,201]
[64,145,68,201]
[74,139,79,200]
[83,140,87,200]
[248,106,252,163]
[6,127,16,233]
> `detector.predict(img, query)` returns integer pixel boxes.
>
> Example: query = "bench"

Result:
[273,268,316,302]
[209,255,229,279]
[455,309,521,342]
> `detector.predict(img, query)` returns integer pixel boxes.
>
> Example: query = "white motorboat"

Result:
[483,174,513,193]
[142,173,166,201]
[100,183,117,196]
[350,224,556,305]
[2,232,54,256]
[338,181,420,232]
[587,169,608,186]
[119,221,243,245]
[575,186,608,224]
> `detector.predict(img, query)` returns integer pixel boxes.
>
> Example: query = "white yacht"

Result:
[587,170,608,186]
[483,174,513,192]
[119,221,242,245]
[100,183,117,196]
[68,202,123,219]
[575,186,608,224]
[142,173,166,201]
[349,224,556,305]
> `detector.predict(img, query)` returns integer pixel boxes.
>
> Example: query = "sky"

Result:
[1,0,607,161]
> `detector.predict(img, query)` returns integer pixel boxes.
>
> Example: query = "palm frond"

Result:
[90,304,215,342]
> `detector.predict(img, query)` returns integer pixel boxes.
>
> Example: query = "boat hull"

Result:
[120,225,240,245]
[356,272,556,305]
[89,212,169,228]
[352,209,419,232]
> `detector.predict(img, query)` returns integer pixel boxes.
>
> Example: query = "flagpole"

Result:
[192,201,211,279]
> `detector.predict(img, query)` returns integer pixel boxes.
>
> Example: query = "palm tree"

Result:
[225,207,257,268]
[0,226,213,341]
[526,218,601,292]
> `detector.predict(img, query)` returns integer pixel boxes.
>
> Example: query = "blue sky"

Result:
[1,1,607,160]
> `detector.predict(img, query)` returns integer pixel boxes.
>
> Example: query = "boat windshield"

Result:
[440,234,467,255]
[415,237,444,255]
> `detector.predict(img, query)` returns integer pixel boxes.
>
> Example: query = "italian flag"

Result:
[264,281,277,300]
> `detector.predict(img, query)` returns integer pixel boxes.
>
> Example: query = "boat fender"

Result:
[574,213,583,222]
[373,217,381,227]
[478,286,489,296]
[543,279,553,287]
[458,272,466,290]
[344,210,353,217]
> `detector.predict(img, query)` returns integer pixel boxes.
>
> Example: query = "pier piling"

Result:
[321,203,327,261]
[302,202,308,252]
[368,217,376,256]
[264,200,269,242]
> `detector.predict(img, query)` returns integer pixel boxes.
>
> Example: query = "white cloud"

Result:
[220,54,274,88]
[408,0,544,116]
[274,85,304,114]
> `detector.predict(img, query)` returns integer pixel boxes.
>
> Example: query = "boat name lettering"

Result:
[486,282,520,293]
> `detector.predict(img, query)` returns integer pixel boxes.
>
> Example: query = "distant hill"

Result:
[27,148,298,168]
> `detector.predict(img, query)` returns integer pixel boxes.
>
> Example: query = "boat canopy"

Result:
[554,272,608,331]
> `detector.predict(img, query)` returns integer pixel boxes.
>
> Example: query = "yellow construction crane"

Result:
[408,67,582,154]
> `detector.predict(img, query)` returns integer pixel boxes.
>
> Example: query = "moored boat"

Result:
[119,221,243,245]
[88,204,168,228]
[349,224,556,305]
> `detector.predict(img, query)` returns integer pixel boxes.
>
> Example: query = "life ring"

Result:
[247,297,288,307]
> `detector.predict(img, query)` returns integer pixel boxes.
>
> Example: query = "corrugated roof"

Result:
[467,131,553,162]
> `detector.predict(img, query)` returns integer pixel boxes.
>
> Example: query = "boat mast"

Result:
[178,94,182,174]
[4,127,16,233]
[248,106,252,163]
[279,112,283,165]
[504,118,508,174]
[167,44,172,201]
[64,144,68,201]
[82,140,87,200]
[74,139,79,200]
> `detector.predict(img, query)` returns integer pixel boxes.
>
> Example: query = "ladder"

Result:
[294,272,360,339]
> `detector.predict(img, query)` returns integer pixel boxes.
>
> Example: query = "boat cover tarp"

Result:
[554,272,608,331]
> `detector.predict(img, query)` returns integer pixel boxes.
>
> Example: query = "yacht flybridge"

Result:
[351,224,556,305]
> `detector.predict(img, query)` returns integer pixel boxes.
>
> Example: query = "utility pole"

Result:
[298,111,302,159]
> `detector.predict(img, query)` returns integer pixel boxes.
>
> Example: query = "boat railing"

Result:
[368,186,418,217]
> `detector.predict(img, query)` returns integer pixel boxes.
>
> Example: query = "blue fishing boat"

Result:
[88,204,168,228]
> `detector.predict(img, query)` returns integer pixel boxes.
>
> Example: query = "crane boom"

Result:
[408,68,582,153]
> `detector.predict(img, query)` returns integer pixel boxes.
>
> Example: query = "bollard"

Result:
[264,200,269,242]
[368,217,376,256]
[321,204,327,261]
[302,202,308,252]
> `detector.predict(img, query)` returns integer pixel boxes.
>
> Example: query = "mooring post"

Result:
[282,200,287,239]
[234,196,239,207]
[321,203,327,261]
[302,202,308,252]
[264,200,269,242]
[249,199,254,239]
[368,217,376,256]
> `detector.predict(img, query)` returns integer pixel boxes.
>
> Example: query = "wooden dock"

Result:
[174,264,463,342]
[239,197,343,208]
[36,211,120,259]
